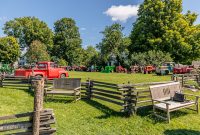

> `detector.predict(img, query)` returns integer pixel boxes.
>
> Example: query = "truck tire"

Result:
[35,75,43,79]
[60,74,66,78]
[165,70,169,75]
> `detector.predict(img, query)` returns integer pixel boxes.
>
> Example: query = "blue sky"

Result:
[0,0,199,48]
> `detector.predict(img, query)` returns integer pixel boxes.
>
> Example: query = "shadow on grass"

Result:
[82,99,125,119]
[1,85,34,97]
[132,105,191,124]
[136,105,152,117]
[150,110,190,124]
[45,97,74,104]
[164,129,200,135]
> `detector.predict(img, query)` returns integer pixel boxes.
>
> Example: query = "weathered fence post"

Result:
[0,75,3,87]
[127,81,134,116]
[198,74,200,86]
[86,78,93,99]
[122,81,134,116]
[181,75,184,87]
[32,78,44,135]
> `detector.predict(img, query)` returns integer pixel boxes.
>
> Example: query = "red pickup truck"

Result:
[14,61,69,79]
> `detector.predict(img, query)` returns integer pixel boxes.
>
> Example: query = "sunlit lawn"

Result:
[0,72,200,135]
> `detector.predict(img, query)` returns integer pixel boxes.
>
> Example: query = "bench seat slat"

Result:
[154,100,195,110]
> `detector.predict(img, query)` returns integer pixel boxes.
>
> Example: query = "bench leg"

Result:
[153,107,168,122]
[167,110,170,123]
[79,92,81,100]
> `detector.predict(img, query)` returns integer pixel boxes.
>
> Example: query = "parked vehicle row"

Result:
[4,61,199,79]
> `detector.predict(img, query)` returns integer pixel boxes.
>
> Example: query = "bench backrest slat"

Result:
[150,82,181,100]
[53,78,81,90]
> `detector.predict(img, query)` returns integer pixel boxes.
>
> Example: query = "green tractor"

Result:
[156,62,175,75]
[101,66,115,73]
[0,63,14,75]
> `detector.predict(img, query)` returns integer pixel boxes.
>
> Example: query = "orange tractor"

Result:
[144,65,155,74]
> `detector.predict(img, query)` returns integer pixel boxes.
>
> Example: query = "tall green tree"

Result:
[130,0,200,63]
[26,40,50,63]
[53,18,82,66]
[97,23,130,66]
[3,17,53,51]
[0,36,20,63]
[83,46,99,66]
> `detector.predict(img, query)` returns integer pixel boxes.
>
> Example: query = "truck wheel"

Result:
[60,74,66,78]
[165,70,169,75]
[35,75,43,79]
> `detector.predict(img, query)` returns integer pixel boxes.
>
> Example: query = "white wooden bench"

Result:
[150,82,199,123]
[45,78,81,101]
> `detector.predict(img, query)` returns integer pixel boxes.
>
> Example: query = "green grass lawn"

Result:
[1,72,200,135]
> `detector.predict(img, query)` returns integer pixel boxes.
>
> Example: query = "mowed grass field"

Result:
[1,72,200,135]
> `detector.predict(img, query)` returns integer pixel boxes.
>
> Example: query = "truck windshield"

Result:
[50,63,55,68]
[37,64,47,69]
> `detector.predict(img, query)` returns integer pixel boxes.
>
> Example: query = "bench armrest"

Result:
[44,86,53,95]
[153,99,171,105]
[44,86,53,91]
[74,87,81,92]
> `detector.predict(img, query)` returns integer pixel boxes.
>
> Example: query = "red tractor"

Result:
[144,66,155,74]
[116,66,127,73]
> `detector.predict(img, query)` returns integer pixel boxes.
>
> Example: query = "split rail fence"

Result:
[85,80,174,115]
[172,74,200,89]
[0,78,56,135]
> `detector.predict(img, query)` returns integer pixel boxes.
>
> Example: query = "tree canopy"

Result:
[53,18,82,66]
[26,40,50,63]
[131,50,173,66]
[97,23,130,66]
[130,0,200,63]
[3,17,53,51]
[83,46,99,66]
[0,36,20,63]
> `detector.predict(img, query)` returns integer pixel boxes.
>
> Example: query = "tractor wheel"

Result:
[60,74,66,78]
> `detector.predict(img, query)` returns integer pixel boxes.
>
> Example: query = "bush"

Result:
[131,50,173,66]
[58,59,68,66]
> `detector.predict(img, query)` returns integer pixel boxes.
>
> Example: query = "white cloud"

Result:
[80,27,86,31]
[104,5,139,22]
